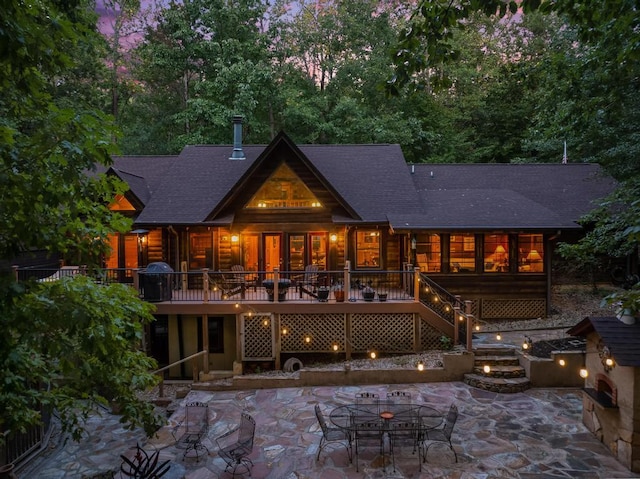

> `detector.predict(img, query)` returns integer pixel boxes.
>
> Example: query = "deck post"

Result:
[274,268,280,302]
[202,268,209,303]
[453,306,460,344]
[413,267,420,302]
[465,300,473,352]
[343,260,350,293]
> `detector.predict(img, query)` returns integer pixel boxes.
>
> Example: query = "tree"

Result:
[0,0,163,442]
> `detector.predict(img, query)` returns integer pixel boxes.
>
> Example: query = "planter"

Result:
[362,289,375,302]
[378,293,387,302]
[334,290,345,302]
[0,464,17,479]
[317,287,330,302]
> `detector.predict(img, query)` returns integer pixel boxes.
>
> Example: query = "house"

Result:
[567,315,640,472]
[94,119,615,376]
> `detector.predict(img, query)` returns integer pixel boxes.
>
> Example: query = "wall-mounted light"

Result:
[231,234,240,243]
[522,336,533,350]
[558,358,566,367]
[496,333,502,341]
[330,233,338,242]
[370,351,377,359]
[417,361,424,371]
[411,236,417,250]
[599,344,615,371]
[579,368,589,378]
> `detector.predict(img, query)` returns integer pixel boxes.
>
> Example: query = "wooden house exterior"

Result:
[90,123,615,376]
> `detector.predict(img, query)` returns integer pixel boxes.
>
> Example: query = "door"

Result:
[263,234,282,277]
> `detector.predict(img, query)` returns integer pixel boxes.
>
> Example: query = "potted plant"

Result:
[333,282,345,302]
[317,285,330,302]
[362,281,375,302]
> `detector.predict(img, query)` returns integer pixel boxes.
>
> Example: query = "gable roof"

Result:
[107,135,616,230]
[395,163,617,231]
[567,316,640,367]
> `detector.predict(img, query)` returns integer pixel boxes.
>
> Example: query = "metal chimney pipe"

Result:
[229,115,245,160]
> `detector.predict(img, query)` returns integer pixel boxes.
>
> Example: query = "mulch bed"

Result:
[530,337,586,358]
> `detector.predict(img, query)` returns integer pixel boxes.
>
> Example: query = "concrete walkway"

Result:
[19,381,639,479]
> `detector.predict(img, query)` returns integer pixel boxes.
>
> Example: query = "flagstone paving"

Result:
[19,381,639,479]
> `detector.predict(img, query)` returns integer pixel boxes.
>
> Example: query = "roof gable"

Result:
[568,316,640,367]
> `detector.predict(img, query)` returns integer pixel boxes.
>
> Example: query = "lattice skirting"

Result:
[280,313,345,353]
[481,299,546,319]
[351,313,414,353]
[241,313,274,360]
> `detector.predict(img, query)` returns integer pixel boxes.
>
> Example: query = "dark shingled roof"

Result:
[567,316,640,367]
[105,133,616,229]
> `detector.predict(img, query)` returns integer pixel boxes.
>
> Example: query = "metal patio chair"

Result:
[173,401,209,461]
[216,412,256,477]
[386,391,412,403]
[424,403,459,463]
[389,420,423,472]
[314,404,352,463]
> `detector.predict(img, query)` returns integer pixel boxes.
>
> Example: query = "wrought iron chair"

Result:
[424,404,459,463]
[216,412,256,477]
[389,420,423,472]
[173,401,209,461]
[351,417,385,472]
[355,391,379,405]
[296,264,319,298]
[314,404,352,463]
[386,391,412,403]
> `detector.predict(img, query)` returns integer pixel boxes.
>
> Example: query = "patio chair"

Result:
[314,404,352,463]
[424,404,458,463]
[389,420,423,472]
[173,401,209,461]
[355,392,379,405]
[351,417,385,472]
[216,412,256,477]
[296,264,319,298]
[386,391,412,403]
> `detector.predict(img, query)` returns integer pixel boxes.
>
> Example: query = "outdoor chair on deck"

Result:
[424,404,458,463]
[216,412,256,477]
[314,404,352,463]
[296,264,319,298]
[173,401,209,462]
[215,265,253,299]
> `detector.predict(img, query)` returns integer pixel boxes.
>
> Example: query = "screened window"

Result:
[518,234,544,272]
[415,233,441,272]
[356,230,380,268]
[450,234,475,272]
[246,163,322,209]
[484,234,509,272]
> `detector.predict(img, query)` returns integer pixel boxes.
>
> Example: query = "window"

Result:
[208,317,224,354]
[484,234,509,272]
[246,163,322,209]
[518,234,544,272]
[310,233,327,269]
[189,231,212,269]
[356,230,380,268]
[450,234,475,272]
[415,233,441,272]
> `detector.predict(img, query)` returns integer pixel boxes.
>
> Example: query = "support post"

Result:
[202,268,209,303]
[465,300,473,352]
[414,267,421,302]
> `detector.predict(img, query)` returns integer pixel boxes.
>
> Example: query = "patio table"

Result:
[262,279,292,302]
[329,403,442,471]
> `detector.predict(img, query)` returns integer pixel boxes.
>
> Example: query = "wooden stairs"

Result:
[464,346,531,393]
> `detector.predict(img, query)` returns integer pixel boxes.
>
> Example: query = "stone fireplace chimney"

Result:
[229,115,245,160]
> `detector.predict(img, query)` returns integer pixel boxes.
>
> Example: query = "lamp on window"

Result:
[526,250,542,262]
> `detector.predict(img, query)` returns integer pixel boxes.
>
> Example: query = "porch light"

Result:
[417,361,424,371]
[483,365,491,374]
[311,201,322,207]
[558,358,566,366]
[370,351,377,359]
[231,234,240,243]
[234,302,240,308]
[579,368,589,378]
[459,315,464,322]
[522,336,533,350]
[330,234,338,242]
[600,345,615,371]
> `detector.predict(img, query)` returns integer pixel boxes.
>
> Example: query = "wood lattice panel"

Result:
[482,299,546,319]
[280,313,345,353]
[420,319,446,350]
[351,313,414,353]
[241,313,274,360]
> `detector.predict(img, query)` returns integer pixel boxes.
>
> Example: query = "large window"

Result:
[246,163,322,209]
[450,234,475,272]
[415,233,441,272]
[310,233,327,269]
[356,230,380,268]
[484,234,509,272]
[518,234,544,272]
[189,231,212,269]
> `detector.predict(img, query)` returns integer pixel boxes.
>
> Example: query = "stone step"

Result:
[472,365,526,379]
[463,373,531,394]
[473,346,518,357]
[473,356,520,367]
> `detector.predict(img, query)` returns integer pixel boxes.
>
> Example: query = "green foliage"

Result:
[120,442,170,478]
[1,276,163,440]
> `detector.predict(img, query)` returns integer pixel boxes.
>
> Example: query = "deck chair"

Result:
[174,401,209,461]
[214,265,249,299]
[296,264,319,298]
[424,404,458,463]
[314,404,352,463]
[216,412,256,477]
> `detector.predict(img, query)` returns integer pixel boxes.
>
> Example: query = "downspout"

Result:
[168,225,180,272]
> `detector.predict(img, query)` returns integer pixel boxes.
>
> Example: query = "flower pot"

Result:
[362,289,375,302]
[334,290,345,302]
[317,287,330,302]
[378,293,387,302]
